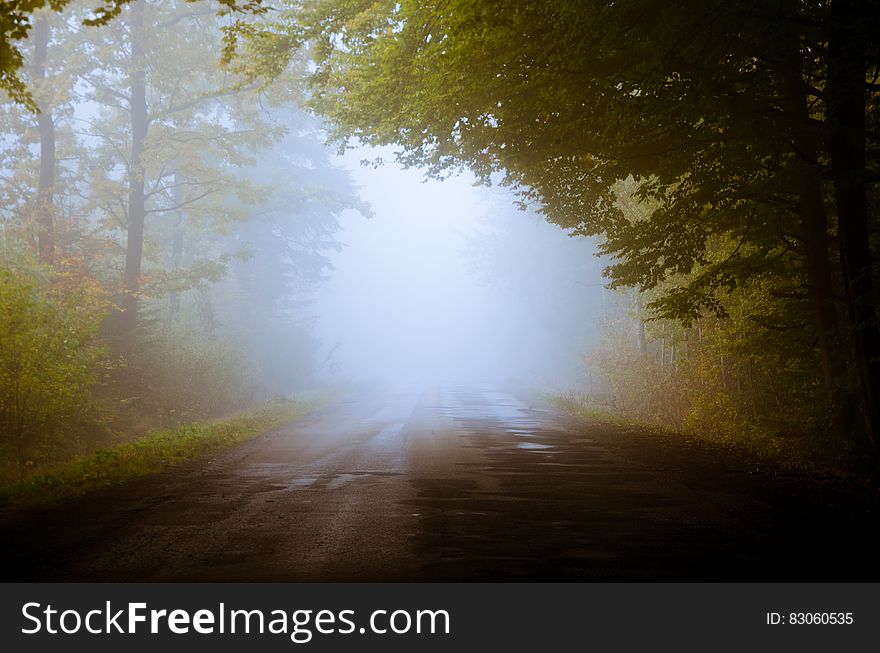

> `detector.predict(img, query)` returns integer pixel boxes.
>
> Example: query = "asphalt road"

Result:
[2,384,878,581]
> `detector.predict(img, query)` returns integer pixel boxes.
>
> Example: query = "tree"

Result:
[302,0,880,449]
[31,16,55,262]
[0,0,268,108]
[76,0,291,333]
[218,107,369,392]
[826,0,880,445]
[0,5,89,265]
[0,0,362,467]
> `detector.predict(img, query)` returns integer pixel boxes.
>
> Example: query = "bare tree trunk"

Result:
[776,5,851,437]
[827,0,879,449]
[32,17,55,264]
[634,289,647,354]
[121,0,148,333]
[600,285,607,324]
[660,336,666,370]
[168,171,184,320]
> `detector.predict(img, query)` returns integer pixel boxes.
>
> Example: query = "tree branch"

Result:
[144,187,219,214]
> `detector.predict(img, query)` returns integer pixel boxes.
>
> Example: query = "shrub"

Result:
[0,265,104,476]
[115,321,258,427]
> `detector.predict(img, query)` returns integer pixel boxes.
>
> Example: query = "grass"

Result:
[548,392,880,493]
[546,392,640,429]
[0,397,326,509]
[545,390,840,476]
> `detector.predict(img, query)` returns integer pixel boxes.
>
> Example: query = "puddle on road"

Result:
[327,473,357,490]
[516,442,553,451]
[273,478,317,490]
[273,470,404,493]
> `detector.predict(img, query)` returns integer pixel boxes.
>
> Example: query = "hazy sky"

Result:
[314,147,604,387]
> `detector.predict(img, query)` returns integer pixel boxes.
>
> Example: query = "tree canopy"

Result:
[0,0,269,108]
[303,0,880,446]
[3,0,880,467]
[0,0,362,475]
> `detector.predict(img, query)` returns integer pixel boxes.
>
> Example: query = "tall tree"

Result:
[120,0,147,330]
[827,0,880,445]
[301,0,880,448]
[78,0,288,333]
[31,15,55,263]
[0,0,267,108]
[0,6,86,264]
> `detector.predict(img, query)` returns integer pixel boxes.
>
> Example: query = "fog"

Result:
[0,0,610,470]
[314,147,604,389]
[5,0,878,589]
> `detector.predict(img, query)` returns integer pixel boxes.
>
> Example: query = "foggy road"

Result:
[2,385,879,581]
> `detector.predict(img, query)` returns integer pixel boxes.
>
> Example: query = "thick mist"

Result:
[313,148,604,389]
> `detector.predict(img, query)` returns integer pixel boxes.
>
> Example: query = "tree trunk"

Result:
[121,0,148,333]
[168,171,184,320]
[32,17,55,264]
[827,0,879,449]
[634,289,647,354]
[776,4,850,435]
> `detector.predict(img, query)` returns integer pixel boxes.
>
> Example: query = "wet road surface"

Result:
[2,385,878,580]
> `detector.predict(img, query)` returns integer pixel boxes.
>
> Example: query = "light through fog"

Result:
[315,148,605,388]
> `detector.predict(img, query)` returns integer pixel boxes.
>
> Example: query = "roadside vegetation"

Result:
[300,0,880,472]
[1,0,879,485]
[549,391,813,470]
[0,397,326,508]
[551,270,869,477]
[0,2,364,496]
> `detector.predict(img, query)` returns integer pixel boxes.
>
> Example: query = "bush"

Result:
[114,321,258,428]
[0,265,104,476]
[584,304,834,467]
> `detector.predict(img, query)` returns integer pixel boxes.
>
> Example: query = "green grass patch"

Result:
[545,392,638,428]
[545,391,871,484]
[0,397,327,509]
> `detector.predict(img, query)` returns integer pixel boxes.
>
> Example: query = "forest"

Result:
[0,0,368,488]
[298,0,880,472]
[1,0,879,502]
